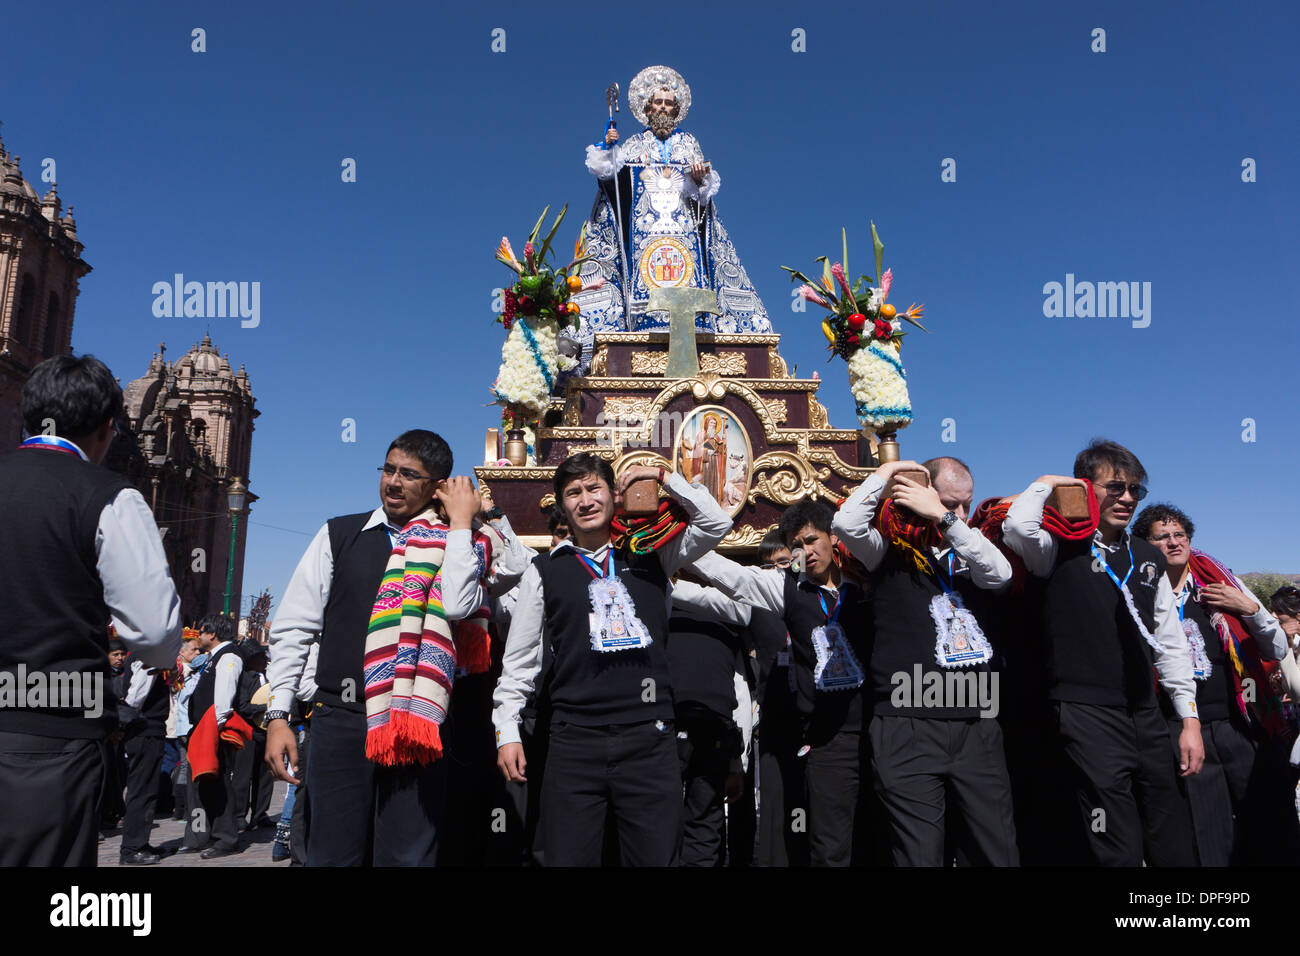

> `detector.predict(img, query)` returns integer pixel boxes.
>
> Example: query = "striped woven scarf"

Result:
[362,510,501,767]
[1187,549,1290,740]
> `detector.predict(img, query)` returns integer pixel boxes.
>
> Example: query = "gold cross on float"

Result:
[646,286,721,379]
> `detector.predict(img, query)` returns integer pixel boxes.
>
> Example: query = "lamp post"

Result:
[222,476,248,618]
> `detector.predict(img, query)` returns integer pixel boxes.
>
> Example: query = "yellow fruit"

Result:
[567,276,582,292]
[880,304,896,319]
[821,319,836,345]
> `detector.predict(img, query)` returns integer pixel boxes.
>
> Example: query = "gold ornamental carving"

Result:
[589,346,609,376]
[611,450,673,475]
[601,396,652,423]
[746,451,819,506]
[594,332,780,347]
[764,398,788,424]
[720,523,778,549]
[629,350,747,377]
[767,347,789,379]
[538,493,555,509]
[808,396,830,429]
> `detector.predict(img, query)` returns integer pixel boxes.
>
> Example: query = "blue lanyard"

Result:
[933,551,957,595]
[19,435,84,458]
[575,550,613,580]
[1090,536,1134,593]
[817,588,843,625]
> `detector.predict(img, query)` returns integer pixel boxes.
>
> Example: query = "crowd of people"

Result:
[3,352,1298,867]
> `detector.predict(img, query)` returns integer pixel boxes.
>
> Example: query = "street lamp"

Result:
[222,476,248,617]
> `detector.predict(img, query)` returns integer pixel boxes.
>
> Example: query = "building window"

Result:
[43,292,61,356]
[13,274,36,348]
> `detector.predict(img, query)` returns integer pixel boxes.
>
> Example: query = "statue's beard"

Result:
[647,111,677,140]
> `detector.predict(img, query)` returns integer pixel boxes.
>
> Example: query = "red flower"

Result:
[872,318,893,340]
[846,332,860,345]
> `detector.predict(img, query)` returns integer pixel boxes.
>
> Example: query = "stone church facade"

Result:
[0,127,257,624]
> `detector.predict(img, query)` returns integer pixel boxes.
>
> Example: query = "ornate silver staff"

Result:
[605,82,632,324]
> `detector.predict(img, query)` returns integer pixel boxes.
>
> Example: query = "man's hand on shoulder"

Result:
[1033,475,1085,490]
[438,476,481,531]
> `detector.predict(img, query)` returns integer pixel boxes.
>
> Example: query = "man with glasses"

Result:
[1134,503,1294,864]
[1004,439,1203,865]
[265,429,531,865]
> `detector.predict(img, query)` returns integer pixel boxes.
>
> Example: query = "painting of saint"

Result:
[673,406,751,517]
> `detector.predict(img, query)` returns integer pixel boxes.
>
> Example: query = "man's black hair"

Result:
[1074,438,1147,484]
[387,430,453,483]
[21,353,124,440]
[237,640,268,666]
[921,456,971,485]
[547,504,571,537]
[758,527,789,563]
[1133,503,1195,542]
[108,638,126,653]
[778,499,835,545]
[553,452,616,498]
[1271,585,1300,619]
[197,613,236,644]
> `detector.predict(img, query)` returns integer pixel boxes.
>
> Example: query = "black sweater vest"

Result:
[189,642,240,724]
[1042,535,1164,709]
[1159,587,1233,723]
[666,613,742,723]
[117,668,170,736]
[315,513,392,712]
[536,547,674,726]
[0,446,133,739]
[782,572,873,743]
[871,547,996,719]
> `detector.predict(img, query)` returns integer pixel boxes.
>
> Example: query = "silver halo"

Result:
[627,65,691,127]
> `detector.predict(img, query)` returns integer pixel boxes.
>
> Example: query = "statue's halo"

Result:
[627,65,691,127]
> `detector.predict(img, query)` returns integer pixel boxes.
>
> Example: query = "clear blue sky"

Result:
[7,1,1298,616]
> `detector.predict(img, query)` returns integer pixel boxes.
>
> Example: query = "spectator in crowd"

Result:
[0,354,182,866]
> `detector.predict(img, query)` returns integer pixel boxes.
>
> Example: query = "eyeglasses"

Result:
[1101,481,1148,501]
[378,464,433,483]
[1148,531,1188,544]
[760,558,793,570]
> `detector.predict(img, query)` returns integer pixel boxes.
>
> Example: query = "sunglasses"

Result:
[1101,481,1148,501]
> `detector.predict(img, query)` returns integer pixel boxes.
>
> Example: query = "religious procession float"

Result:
[475,65,929,552]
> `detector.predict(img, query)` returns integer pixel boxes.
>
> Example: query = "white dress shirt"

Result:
[39,435,186,671]
[831,473,1013,590]
[124,659,159,710]
[1003,481,1199,720]
[210,641,243,727]
[267,509,529,714]
[492,470,734,747]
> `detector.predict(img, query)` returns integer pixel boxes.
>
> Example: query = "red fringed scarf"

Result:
[873,497,944,576]
[969,481,1100,593]
[611,500,688,555]
[1186,550,1290,740]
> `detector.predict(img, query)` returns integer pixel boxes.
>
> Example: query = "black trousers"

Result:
[1055,701,1195,866]
[869,715,1019,866]
[804,729,871,867]
[305,702,449,866]
[676,718,732,867]
[196,740,241,851]
[233,731,273,825]
[501,707,549,866]
[121,732,165,854]
[0,731,105,866]
[289,721,311,866]
[439,672,517,866]
[540,719,681,866]
[754,707,809,867]
[1167,716,1254,866]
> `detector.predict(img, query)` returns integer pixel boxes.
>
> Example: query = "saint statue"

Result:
[570,65,773,363]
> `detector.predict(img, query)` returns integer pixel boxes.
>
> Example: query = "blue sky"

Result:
[7,0,1298,615]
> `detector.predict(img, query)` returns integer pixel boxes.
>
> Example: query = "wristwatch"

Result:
[483,506,504,521]
[264,709,290,724]
[937,511,959,533]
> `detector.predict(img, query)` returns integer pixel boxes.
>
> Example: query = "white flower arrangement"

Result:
[493,314,560,419]
[847,339,912,433]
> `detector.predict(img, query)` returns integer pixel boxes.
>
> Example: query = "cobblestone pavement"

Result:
[97,780,291,867]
